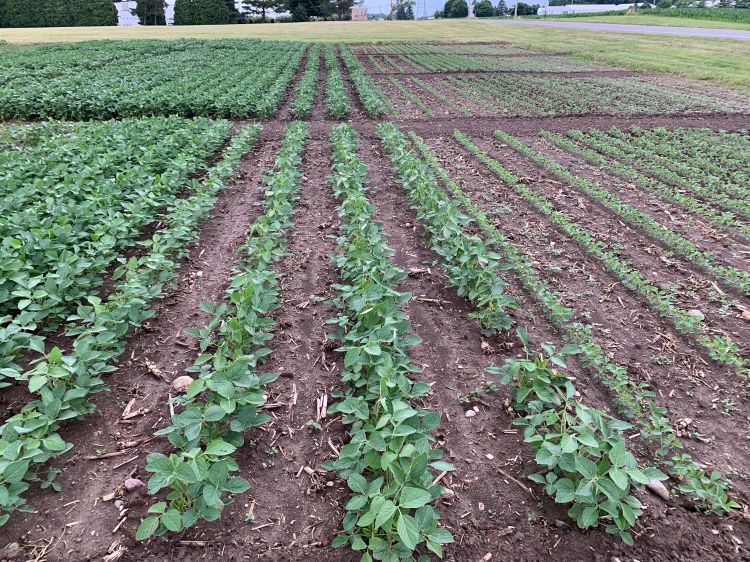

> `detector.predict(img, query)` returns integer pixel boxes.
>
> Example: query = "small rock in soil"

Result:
[171,375,194,393]
[645,479,671,501]
[687,309,705,321]
[465,410,476,418]
[124,478,145,493]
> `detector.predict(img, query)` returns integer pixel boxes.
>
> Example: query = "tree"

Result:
[473,0,494,16]
[225,0,244,22]
[132,0,167,25]
[243,0,283,21]
[0,0,116,27]
[495,0,507,15]
[514,2,538,15]
[286,0,324,20]
[444,0,468,17]
[329,0,356,20]
[174,0,230,24]
[395,0,415,19]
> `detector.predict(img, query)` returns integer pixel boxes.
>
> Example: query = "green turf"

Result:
[545,14,750,31]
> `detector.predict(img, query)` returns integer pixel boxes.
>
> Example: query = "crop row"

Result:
[390,53,603,73]
[410,132,738,516]
[325,44,349,119]
[454,132,749,377]
[379,123,666,543]
[383,77,435,117]
[339,44,387,117]
[323,123,454,560]
[0,117,232,387]
[438,75,736,116]
[358,43,533,56]
[290,44,321,119]
[612,127,749,186]
[410,77,472,116]
[569,128,750,218]
[542,130,750,242]
[0,40,306,119]
[496,131,750,297]
[138,122,309,539]
[0,124,261,527]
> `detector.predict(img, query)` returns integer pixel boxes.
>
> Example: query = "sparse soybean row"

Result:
[496,131,750,297]
[379,123,664,545]
[291,44,321,119]
[541,130,750,243]
[0,125,262,527]
[324,124,455,561]
[571,128,750,220]
[325,44,349,119]
[454,132,749,377]
[410,132,739,517]
[138,122,309,539]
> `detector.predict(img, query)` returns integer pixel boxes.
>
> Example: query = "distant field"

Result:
[5,20,747,91]
[546,14,750,31]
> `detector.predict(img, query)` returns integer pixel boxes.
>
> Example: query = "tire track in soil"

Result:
[423,135,750,504]
[358,132,615,562]
[220,132,356,562]
[1,139,280,562]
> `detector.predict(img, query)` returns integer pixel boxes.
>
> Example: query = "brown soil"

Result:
[3,41,750,562]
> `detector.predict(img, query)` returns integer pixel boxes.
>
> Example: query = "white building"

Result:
[538,4,636,15]
[114,1,246,26]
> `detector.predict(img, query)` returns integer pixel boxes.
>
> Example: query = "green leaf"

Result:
[396,513,420,551]
[136,516,160,540]
[375,499,397,530]
[430,461,456,472]
[161,509,183,532]
[204,439,236,457]
[346,495,368,511]
[399,486,432,509]
[428,527,454,544]
[348,473,368,494]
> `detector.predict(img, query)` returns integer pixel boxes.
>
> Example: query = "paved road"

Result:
[487,19,750,41]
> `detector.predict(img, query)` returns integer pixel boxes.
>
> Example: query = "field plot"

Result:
[0,40,306,119]
[1,36,750,562]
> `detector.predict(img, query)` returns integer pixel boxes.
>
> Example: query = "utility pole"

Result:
[514,0,518,18]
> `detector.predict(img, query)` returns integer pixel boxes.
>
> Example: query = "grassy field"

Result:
[546,14,750,31]
[1,19,749,91]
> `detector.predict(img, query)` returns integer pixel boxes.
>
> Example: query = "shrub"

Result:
[173,0,231,25]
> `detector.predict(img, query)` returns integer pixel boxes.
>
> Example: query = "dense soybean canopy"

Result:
[0,39,306,119]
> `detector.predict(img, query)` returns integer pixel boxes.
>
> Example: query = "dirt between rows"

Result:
[3,41,750,562]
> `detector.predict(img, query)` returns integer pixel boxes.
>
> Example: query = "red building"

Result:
[351,6,368,21]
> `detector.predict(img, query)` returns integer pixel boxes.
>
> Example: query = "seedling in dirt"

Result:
[720,399,736,416]
[305,420,322,432]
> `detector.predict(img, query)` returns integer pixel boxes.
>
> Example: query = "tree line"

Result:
[132,0,359,24]
[436,0,538,18]
[0,0,117,27]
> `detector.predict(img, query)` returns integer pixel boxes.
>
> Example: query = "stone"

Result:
[171,375,194,393]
